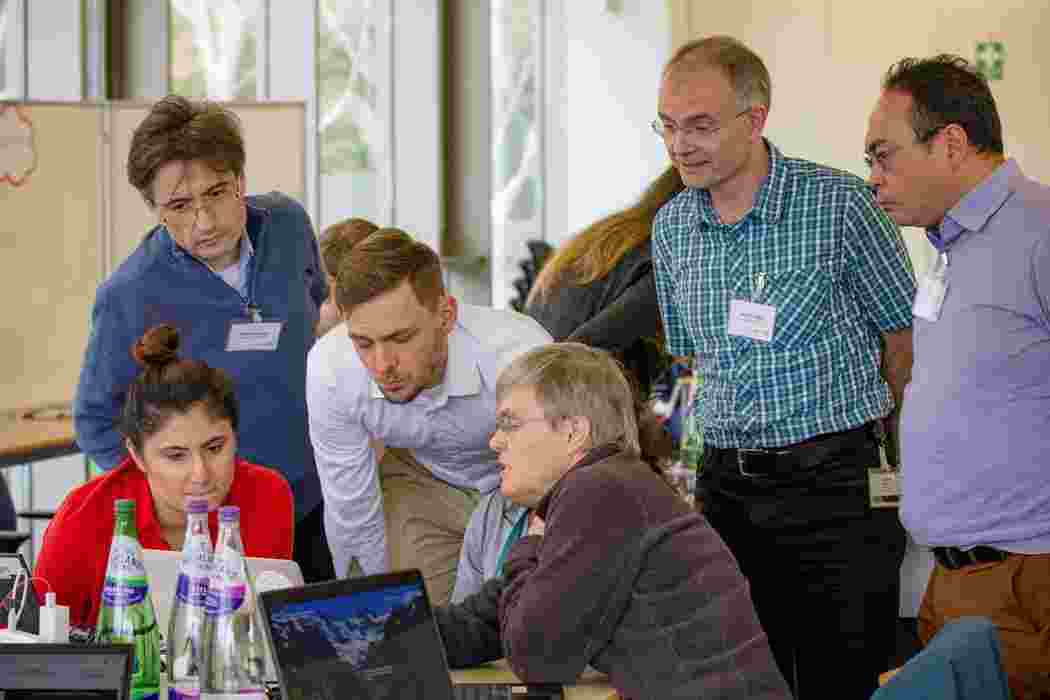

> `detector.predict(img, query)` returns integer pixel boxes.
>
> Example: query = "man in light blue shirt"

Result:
[307,228,551,604]
[866,54,1050,699]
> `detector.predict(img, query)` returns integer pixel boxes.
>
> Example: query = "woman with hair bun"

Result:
[34,324,294,639]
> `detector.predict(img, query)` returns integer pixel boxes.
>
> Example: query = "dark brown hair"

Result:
[127,95,246,207]
[120,325,238,452]
[319,218,380,279]
[882,54,1003,155]
[334,228,445,313]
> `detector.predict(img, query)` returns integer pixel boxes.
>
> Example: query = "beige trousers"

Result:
[377,448,479,606]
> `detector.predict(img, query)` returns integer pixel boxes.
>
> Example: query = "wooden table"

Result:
[0,409,78,469]
[452,660,616,699]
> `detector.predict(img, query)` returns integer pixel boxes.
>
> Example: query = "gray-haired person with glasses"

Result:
[650,36,916,699]
[74,95,336,584]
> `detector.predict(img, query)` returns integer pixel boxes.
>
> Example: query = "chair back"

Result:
[0,531,31,553]
[871,617,1010,700]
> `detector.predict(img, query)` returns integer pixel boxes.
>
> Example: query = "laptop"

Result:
[141,548,304,635]
[141,548,304,682]
[0,553,39,637]
[257,569,563,700]
[0,643,133,700]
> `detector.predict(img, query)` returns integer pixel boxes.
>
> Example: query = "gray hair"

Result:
[665,35,771,112]
[496,343,640,456]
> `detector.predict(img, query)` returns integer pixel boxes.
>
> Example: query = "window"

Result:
[0,0,24,100]
[169,0,261,99]
[317,0,392,229]
[491,0,544,308]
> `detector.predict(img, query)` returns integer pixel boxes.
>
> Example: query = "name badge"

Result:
[728,299,777,343]
[227,321,283,351]
[913,251,949,322]
[868,468,901,508]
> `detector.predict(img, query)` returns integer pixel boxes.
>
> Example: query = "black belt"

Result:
[710,422,876,479]
[932,546,1012,570]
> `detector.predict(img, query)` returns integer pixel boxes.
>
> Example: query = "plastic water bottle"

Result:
[168,497,213,700]
[97,498,162,700]
[201,506,266,700]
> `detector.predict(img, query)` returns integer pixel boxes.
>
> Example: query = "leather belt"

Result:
[932,545,1011,570]
[711,422,876,479]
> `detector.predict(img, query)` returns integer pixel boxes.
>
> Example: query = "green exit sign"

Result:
[976,41,1005,81]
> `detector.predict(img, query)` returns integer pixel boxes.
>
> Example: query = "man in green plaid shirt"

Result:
[652,37,915,699]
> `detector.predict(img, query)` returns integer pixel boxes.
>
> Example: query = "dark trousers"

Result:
[698,427,906,700]
[294,502,336,584]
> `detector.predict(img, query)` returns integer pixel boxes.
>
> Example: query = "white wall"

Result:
[555,0,670,245]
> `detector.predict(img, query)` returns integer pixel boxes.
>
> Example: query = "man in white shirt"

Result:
[307,228,551,603]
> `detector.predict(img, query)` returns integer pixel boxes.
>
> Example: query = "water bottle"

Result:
[97,498,162,700]
[168,497,213,700]
[201,506,267,699]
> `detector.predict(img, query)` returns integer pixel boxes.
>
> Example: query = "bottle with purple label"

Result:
[97,498,161,700]
[201,506,266,700]
[168,496,213,700]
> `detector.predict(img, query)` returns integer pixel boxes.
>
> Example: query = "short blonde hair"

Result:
[665,35,771,112]
[497,343,640,456]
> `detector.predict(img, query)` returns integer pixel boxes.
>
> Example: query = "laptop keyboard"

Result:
[453,685,513,700]
[452,685,563,699]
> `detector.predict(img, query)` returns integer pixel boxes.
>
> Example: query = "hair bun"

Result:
[132,324,180,369]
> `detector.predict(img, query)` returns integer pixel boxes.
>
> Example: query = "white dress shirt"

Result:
[306,303,552,577]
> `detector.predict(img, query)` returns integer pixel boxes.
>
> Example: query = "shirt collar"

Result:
[926,158,1019,250]
[534,444,622,518]
[368,324,482,404]
[693,139,785,226]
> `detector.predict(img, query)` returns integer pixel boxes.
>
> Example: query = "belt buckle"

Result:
[737,448,769,478]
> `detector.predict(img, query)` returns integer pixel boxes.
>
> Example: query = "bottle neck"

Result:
[114,512,138,538]
[186,512,209,537]
[215,521,244,553]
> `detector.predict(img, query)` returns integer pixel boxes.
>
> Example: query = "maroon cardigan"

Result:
[496,446,790,699]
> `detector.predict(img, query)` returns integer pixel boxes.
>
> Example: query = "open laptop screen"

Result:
[0,643,133,700]
[259,570,454,700]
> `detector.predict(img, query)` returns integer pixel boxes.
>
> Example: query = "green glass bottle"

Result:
[96,499,162,700]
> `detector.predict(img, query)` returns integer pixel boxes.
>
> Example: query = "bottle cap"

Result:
[185,496,209,514]
[219,505,241,523]
[114,498,136,515]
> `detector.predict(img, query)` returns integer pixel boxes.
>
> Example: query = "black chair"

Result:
[0,531,31,553]
[509,240,553,312]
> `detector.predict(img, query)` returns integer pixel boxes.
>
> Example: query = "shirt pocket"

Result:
[762,265,831,350]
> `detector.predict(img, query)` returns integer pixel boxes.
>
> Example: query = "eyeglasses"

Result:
[158,180,240,230]
[651,107,752,143]
[865,125,947,173]
[493,415,551,434]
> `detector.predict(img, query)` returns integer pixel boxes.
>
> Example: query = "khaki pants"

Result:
[918,552,1050,700]
[377,448,479,606]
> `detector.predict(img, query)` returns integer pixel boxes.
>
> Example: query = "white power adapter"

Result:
[38,592,69,643]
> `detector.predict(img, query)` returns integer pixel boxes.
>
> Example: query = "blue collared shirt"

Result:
[653,141,916,448]
[901,159,1050,553]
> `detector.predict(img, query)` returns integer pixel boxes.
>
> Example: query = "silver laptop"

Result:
[141,548,304,681]
[0,553,39,637]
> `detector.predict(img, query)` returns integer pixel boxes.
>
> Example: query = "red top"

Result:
[33,456,294,631]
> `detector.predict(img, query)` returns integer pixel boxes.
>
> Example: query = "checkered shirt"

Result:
[653,141,916,448]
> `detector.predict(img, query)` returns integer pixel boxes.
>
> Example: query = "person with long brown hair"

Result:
[525,166,684,393]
